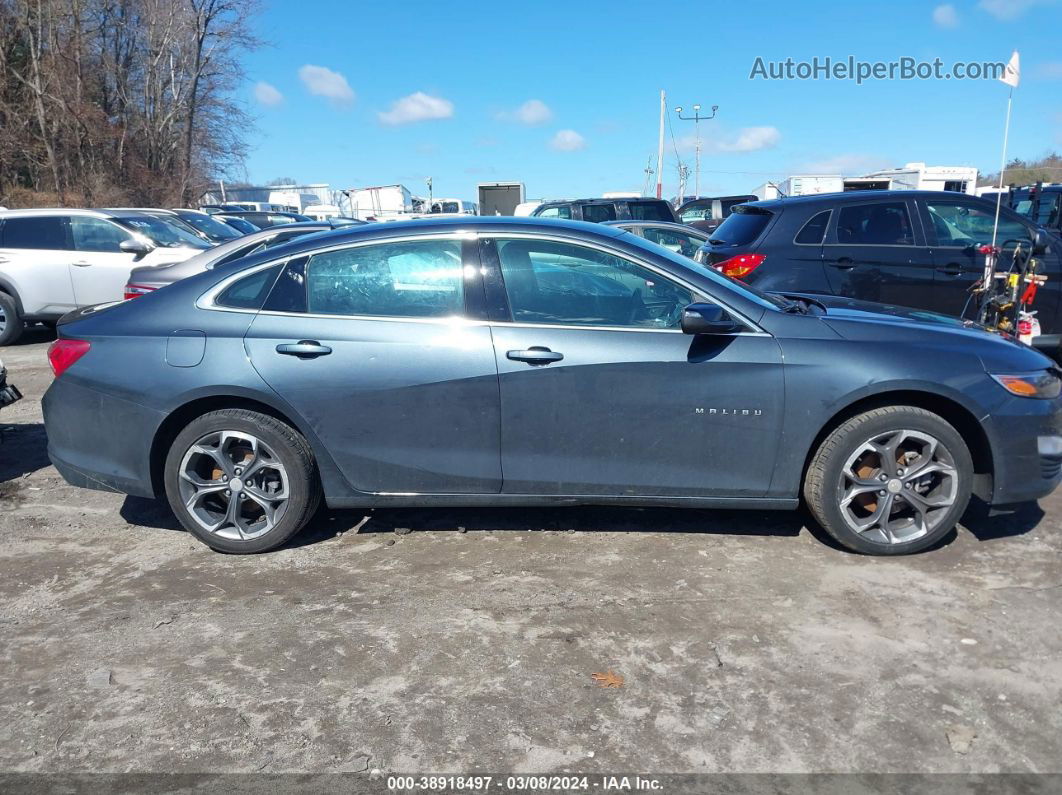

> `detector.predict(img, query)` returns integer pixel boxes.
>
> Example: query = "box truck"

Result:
[477,182,525,216]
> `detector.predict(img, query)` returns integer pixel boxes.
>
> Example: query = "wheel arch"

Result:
[801,389,994,500]
[149,392,351,500]
[0,275,24,315]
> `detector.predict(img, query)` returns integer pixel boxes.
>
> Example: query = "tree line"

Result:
[979,152,1062,188]
[0,0,260,208]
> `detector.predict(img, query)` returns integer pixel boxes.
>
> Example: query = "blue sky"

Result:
[241,0,1062,200]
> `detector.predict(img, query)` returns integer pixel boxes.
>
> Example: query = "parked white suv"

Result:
[0,208,211,345]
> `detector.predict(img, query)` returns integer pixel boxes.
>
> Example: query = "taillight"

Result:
[124,283,156,300]
[715,253,766,279]
[47,339,91,378]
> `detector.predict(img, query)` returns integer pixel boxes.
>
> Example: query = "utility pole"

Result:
[425,176,433,212]
[656,90,665,199]
[642,156,655,197]
[674,103,718,198]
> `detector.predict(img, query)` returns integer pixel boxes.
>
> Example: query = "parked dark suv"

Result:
[1006,183,1062,236]
[697,190,1062,332]
[531,198,677,223]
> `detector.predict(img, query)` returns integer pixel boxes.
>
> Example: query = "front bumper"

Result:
[982,393,1062,505]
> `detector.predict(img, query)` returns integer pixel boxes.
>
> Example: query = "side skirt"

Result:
[325,493,800,510]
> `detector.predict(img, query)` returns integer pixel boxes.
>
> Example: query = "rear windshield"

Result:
[628,201,673,222]
[1011,190,1061,228]
[708,206,773,246]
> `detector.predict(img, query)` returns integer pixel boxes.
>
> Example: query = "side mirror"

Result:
[120,238,152,257]
[681,302,739,335]
[1033,229,1050,256]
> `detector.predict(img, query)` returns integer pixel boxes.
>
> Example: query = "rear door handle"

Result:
[829,258,856,270]
[507,346,564,365]
[276,340,332,358]
[936,266,963,277]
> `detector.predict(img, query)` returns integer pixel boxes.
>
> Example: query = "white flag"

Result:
[999,50,1020,88]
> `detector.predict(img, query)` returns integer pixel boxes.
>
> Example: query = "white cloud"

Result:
[253,81,283,107]
[298,64,354,105]
[933,3,960,27]
[798,153,894,174]
[378,92,454,125]
[550,129,586,151]
[496,99,553,125]
[978,0,1056,20]
[677,125,781,154]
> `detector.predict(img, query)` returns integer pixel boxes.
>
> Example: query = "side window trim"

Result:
[201,232,482,321]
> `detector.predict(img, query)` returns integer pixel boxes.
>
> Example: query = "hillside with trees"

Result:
[0,0,260,208]
[979,152,1062,188]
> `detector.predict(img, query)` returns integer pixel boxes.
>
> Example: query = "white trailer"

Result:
[477,182,525,216]
[858,163,978,195]
[343,185,415,220]
[780,175,844,196]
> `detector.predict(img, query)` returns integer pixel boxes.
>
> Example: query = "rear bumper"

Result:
[42,377,162,498]
[983,395,1062,505]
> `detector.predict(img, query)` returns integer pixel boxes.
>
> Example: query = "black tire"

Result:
[164,408,321,553]
[0,292,24,347]
[803,406,973,555]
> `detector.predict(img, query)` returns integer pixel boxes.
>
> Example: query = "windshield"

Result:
[617,230,789,312]
[116,216,211,249]
[220,216,261,234]
[178,212,241,241]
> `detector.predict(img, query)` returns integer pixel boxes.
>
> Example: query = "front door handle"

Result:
[276,340,332,358]
[829,258,856,270]
[507,346,564,365]
[936,265,963,277]
[73,260,92,267]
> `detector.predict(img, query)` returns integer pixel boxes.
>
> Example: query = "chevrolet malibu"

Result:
[42,217,1062,555]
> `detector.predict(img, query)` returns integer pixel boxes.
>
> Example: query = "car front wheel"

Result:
[0,293,24,347]
[164,408,321,553]
[803,406,973,555]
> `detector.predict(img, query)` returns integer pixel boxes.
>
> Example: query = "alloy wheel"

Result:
[0,304,6,334]
[178,430,289,541]
[837,429,958,545]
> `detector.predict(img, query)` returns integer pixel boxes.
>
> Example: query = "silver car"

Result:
[123,221,343,298]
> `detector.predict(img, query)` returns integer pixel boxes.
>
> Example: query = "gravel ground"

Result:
[1,331,1061,778]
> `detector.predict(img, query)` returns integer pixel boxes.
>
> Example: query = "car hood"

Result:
[791,292,1055,372]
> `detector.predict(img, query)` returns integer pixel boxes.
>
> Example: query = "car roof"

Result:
[747,189,1005,211]
[602,220,706,233]
[539,197,669,206]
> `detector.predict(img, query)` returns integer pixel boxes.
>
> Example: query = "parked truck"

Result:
[343,185,415,221]
[477,182,525,216]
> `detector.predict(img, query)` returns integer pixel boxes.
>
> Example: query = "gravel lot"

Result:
[1,332,1061,777]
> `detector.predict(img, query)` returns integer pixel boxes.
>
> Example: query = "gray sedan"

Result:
[42,217,1062,556]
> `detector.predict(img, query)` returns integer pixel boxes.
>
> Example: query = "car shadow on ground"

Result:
[117,495,1046,553]
[10,324,57,346]
[0,422,51,482]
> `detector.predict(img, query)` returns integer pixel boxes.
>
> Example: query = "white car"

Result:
[0,208,211,345]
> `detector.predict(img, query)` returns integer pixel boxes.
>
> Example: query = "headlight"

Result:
[991,371,1062,399]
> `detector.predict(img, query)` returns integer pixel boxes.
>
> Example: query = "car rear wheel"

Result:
[164,408,321,553]
[803,406,973,555]
[0,292,24,347]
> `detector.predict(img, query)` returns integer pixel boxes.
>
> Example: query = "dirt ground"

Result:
[1,330,1061,778]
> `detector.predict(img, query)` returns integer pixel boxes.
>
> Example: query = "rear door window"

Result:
[709,207,773,246]
[582,203,617,223]
[836,202,914,245]
[629,202,672,222]
[305,239,464,318]
[216,264,284,309]
[0,216,69,249]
